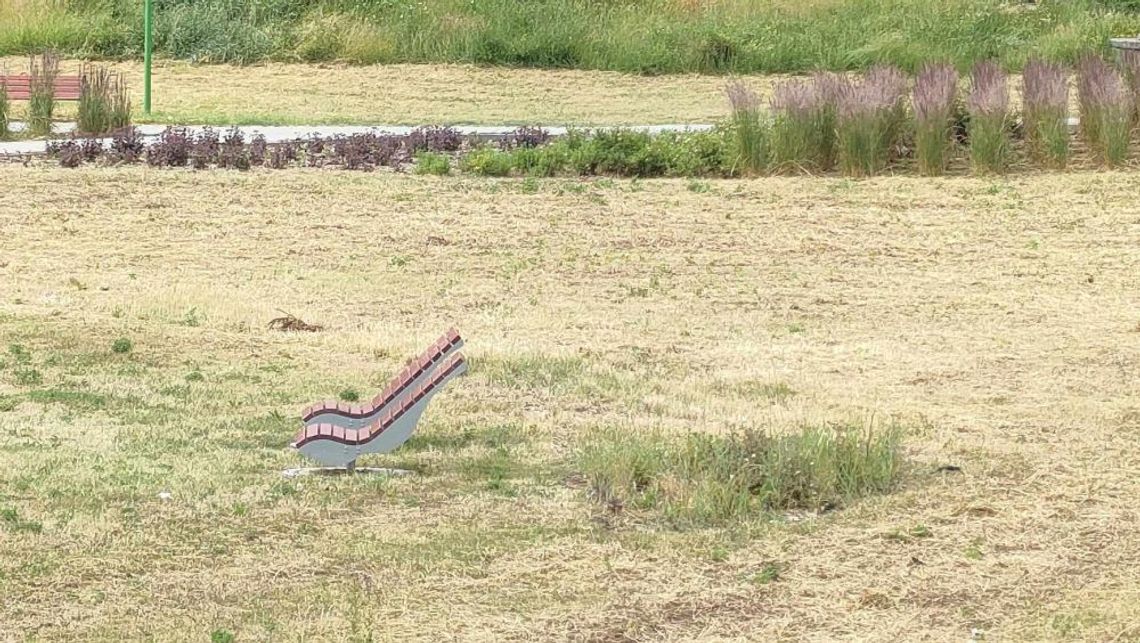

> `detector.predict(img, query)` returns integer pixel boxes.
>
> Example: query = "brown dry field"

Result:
[1,167,1139,640]
[0,56,741,125]
[0,56,1084,128]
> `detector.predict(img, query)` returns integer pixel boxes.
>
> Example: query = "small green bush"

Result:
[662,128,732,177]
[111,338,133,354]
[574,129,668,177]
[413,151,450,176]
[459,146,514,177]
[510,144,567,177]
[578,422,903,526]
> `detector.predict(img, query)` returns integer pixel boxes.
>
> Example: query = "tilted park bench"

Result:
[292,329,467,469]
[0,74,82,101]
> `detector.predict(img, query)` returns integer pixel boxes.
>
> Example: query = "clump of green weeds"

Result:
[414,151,451,175]
[578,421,904,526]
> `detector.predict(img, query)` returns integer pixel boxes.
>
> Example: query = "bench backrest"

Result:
[0,75,82,101]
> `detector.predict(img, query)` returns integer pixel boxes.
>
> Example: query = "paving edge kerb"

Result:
[0,122,718,156]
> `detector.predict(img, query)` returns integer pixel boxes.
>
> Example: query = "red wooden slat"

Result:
[1,74,87,101]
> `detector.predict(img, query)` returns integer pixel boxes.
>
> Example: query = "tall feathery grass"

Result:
[769,78,826,173]
[78,65,131,135]
[0,73,8,141]
[726,80,768,175]
[27,50,58,138]
[866,64,909,155]
[912,62,958,176]
[835,68,904,177]
[967,60,1010,174]
[1118,49,1140,126]
[1078,55,1130,168]
[1022,58,1069,169]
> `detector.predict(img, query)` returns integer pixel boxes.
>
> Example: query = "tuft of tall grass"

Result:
[835,70,902,177]
[77,66,130,135]
[1078,55,1131,168]
[967,60,1010,174]
[912,62,958,175]
[768,75,848,173]
[865,64,909,152]
[725,80,767,175]
[578,422,904,526]
[0,75,8,141]
[1022,58,1069,169]
[769,79,818,172]
[27,50,58,138]
[1118,49,1140,125]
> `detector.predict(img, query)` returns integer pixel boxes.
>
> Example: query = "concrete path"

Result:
[0,122,717,156]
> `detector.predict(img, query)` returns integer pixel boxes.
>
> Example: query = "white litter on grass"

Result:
[157,491,172,501]
[281,467,414,478]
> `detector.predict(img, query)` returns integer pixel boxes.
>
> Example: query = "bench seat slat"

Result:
[0,74,85,101]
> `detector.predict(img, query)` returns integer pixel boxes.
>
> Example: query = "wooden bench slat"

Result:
[0,74,85,101]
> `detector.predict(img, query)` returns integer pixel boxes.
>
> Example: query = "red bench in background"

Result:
[0,74,82,101]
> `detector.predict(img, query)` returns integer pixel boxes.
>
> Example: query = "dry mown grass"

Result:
[0,56,743,126]
[0,56,1092,130]
[0,168,1138,640]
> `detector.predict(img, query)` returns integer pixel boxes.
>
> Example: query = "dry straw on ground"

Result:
[0,168,1138,640]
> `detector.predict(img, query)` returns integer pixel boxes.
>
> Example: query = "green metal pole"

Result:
[143,0,153,115]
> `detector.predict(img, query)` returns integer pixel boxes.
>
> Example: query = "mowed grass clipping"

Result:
[0,169,1139,639]
[0,0,1138,73]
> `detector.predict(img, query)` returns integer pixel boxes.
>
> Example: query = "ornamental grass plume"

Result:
[725,79,768,174]
[967,60,1010,174]
[912,62,958,175]
[1022,58,1069,169]
[835,68,902,176]
[1077,55,1130,168]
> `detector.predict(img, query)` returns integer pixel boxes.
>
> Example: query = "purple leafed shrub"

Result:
[406,126,463,152]
[78,136,103,163]
[108,126,144,163]
[218,127,249,170]
[725,79,767,173]
[249,134,267,166]
[147,127,192,167]
[265,145,288,170]
[501,126,551,149]
[967,61,1010,173]
[1022,58,1069,168]
[912,62,958,175]
[280,139,300,163]
[57,141,83,168]
[1077,55,1130,167]
[190,127,219,169]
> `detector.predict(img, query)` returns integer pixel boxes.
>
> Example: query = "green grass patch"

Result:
[578,422,904,527]
[0,0,1133,74]
[413,151,451,176]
